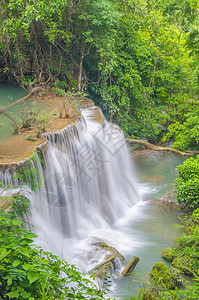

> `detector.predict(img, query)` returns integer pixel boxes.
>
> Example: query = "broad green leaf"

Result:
[27,271,40,284]
[12,219,22,226]
[22,263,33,271]
[0,249,11,261]
[6,291,19,298]
[24,233,37,239]
[40,258,49,265]
[13,259,21,267]
[20,249,30,258]
[20,238,33,245]
[7,277,12,286]
[20,291,31,299]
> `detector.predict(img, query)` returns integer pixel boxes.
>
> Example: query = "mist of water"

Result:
[28,106,141,271]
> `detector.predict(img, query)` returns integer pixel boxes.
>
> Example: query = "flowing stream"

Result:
[29,106,141,275]
[28,106,185,297]
[110,151,185,298]
[0,85,186,297]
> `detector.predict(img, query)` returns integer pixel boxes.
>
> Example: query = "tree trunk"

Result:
[126,138,198,156]
[77,39,86,92]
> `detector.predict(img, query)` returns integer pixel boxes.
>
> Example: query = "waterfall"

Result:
[1,106,141,271]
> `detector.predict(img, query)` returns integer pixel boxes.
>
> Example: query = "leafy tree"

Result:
[162,109,199,150]
[175,156,199,208]
[88,0,199,141]
[1,0,199,142]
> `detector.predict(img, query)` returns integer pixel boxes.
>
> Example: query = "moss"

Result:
[161,247,176,262]
[150,263,184,290]
[95,241,125,261]
[172,255,195,276]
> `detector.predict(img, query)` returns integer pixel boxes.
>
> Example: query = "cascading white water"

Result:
[27,106,141,272]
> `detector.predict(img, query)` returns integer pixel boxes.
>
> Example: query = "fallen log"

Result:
[90,255,116,280]
[122,256,140,276]
[90,241,125,282]
[126,138,199,156]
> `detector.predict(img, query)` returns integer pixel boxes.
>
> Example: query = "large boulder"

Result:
[161,247,177,262]
[150,262,184,290]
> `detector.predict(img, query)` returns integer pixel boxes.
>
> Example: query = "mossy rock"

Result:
[94,241,125,261]
[150,263,184,290]
[161,248,176,262]
[172,255,195,276]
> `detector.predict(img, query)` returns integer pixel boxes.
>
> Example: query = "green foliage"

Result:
[161,248,176,262]
[162,110,199,150]
[1,0,199,141]
[87,0,199,141]
[35,114,50,137]
[129,209,199,299]
[52,80,68,96]
[10,194,31,220]
[25,134,36,141]
[175,156,199,208]
[171,209,199,275]
[0,211,103,300]
[150,263,183,290]
[20,101,40,129]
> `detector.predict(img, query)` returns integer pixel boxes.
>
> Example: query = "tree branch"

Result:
[126,138,198,156]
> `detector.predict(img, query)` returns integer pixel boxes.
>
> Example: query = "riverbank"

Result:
[0,92,93,165]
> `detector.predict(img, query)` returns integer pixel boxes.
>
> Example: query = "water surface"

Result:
[110,151,186,298]
[0,83,50,141]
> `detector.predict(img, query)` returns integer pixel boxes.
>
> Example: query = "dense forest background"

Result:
[0,0,199,147]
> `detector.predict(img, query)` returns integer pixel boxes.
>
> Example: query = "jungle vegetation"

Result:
[0,0,199,146]
[0,1,199,299]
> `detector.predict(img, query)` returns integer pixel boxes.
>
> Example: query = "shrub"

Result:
[162,110,199,150]
[35,114,50,137]
[175,156,199,208]
[0,211,103,300]
[25,134,36,141]
[20,102,40,129]
[150,263,184,290]
[161,248,176,262]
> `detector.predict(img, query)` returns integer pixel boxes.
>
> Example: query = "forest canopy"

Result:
[0,0,199,145]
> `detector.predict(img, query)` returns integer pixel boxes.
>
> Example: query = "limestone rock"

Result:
[93,241,125,261]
